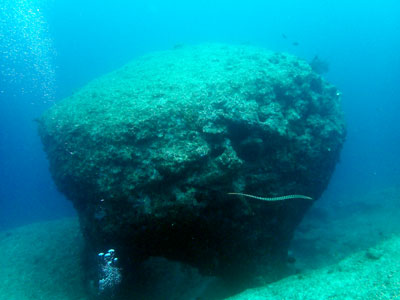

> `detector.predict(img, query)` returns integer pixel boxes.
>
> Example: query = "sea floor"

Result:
[0,184,399,300]
[227,234,400,300]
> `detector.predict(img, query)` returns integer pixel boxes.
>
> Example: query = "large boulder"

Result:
[38,44,345,285]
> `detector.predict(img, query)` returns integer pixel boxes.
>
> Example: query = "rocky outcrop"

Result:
[38,44,345,286]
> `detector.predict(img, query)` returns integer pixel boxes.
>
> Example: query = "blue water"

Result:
[0,0,399,236]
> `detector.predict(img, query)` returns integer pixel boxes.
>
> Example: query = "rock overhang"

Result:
[38,43,346,283]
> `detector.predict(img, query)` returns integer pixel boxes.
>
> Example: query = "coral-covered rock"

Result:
[38,44,345,283]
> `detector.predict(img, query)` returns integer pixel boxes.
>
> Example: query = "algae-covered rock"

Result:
[38,44,345,284]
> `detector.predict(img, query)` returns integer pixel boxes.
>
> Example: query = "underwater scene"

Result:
[0,0,399,299]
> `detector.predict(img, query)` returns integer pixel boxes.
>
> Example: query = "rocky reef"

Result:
[38,44,345,291]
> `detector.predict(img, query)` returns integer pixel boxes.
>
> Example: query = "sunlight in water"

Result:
[0,0,56,101]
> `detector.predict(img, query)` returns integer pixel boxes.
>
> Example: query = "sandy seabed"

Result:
[1,185,399,300]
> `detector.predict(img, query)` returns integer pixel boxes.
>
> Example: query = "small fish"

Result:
[292,41,299,46]
[282,33,288,39]
[173,44,184,49]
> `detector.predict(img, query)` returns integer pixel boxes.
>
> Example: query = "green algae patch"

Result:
[38,44,345,287]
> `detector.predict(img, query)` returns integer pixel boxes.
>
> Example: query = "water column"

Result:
[0,0,56,102]
[0,0,64,230]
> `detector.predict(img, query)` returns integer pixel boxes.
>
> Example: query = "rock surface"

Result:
[226,235,400,300]
[38,44,345,285]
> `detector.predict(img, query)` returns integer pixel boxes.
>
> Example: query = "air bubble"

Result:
[0,0,56,101]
